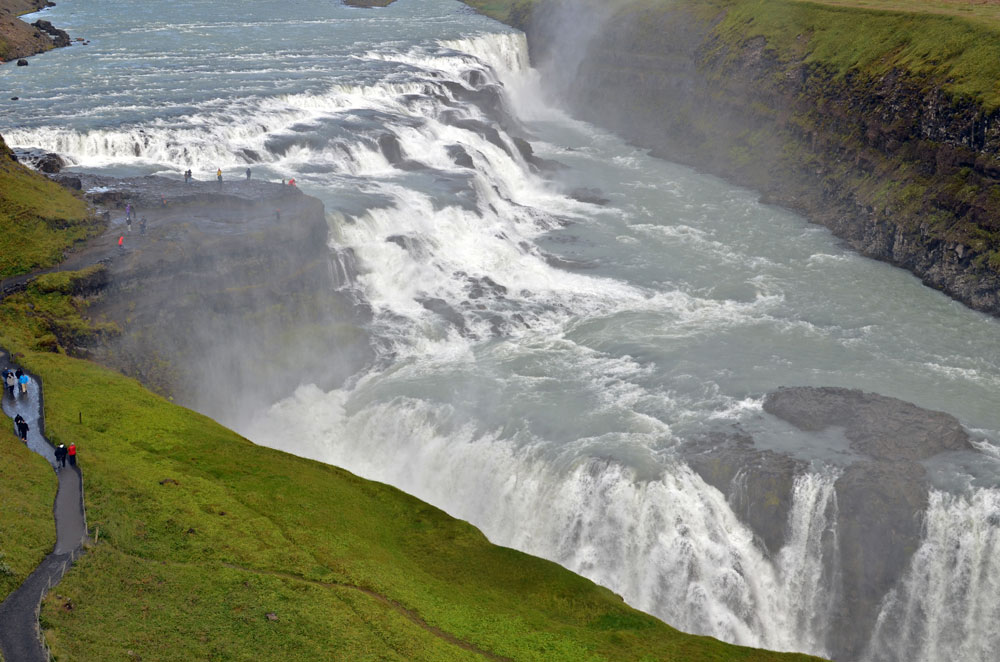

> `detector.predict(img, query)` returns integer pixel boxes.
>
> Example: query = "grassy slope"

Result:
[713,0,1000,109]
[0,135,101,277]
[0,421,56,602]
[0,170,820,659]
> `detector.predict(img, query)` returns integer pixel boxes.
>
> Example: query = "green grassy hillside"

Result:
[0,423,57,602]
[0,145,821,660]
[0,136,101,277]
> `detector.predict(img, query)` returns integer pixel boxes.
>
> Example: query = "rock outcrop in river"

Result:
[686,386,974,661]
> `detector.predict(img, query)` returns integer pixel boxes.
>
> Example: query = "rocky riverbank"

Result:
[0,0,70,64]
[466,0,1000,317]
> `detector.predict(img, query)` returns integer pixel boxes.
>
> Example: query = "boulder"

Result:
[763,386,972,460]
[31,19,70,47]
[16,59,28,66]
[684,432,806,555]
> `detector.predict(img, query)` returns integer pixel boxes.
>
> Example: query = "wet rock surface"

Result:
[683,385,977,661]
[763,386,973,460]
[57,173,374,423]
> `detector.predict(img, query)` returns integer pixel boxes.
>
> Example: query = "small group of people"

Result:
[183,169,193,184]
[2,367,29,398]
[54,442,76,468]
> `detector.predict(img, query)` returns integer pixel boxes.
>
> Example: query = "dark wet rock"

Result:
[440,113,512,158]
[377,133,403,164]
[31,19,69,47]
[568,187,610,205]
[342,0,396,7]
[748,385,971,660]
[417,296,467,334]
[463,69,486,89]
[239,148,261,163]
[72,173,374,424]
[465,274,508,299]
[52,174,82,190]
[684,432,806,555]
[16,59,28,66]
[763,386,972,461]
[440,81,514,128]
[446,144,474,169]
[14,148,64,173]
[9,96,18,101]
[395,159,427,171]
[830,460,929,662]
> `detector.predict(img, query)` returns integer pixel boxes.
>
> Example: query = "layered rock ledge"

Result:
[47,173,372,424]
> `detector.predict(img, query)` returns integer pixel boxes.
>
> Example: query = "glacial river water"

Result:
[2,1,999,660]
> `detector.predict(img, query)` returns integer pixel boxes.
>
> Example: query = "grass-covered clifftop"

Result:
[464,0,1000,316]
[0,136,101,277]
[0,137,821,660]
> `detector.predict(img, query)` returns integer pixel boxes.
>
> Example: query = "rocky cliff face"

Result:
[512,0,1000,316]
[67,174,373,426]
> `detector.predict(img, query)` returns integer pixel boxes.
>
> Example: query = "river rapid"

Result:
[2,1,999,660]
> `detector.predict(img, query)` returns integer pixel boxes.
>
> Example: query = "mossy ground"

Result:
[713,0,1000,110]
[0,421,56,602]
[0,138,103,277]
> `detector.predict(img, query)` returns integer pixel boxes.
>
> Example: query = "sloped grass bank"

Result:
[0,136,102,278]
[0,291,821,660]
[0,424,56,602]
[713,0,1000,110]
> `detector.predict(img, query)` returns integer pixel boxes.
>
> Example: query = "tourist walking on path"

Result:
[6,370,16,398]
[217,168,223,187]
[0,351,88,662]
[19,373,28,394]
[68,442,77,467]
[55,443,67,468]
[118,235,125,253]
[125,203,132,222]
[126,215,132,233]
[14,414,28,442]
[246,167,251,181]
[140,217,147,235]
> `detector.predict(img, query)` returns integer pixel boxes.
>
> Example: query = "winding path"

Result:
[0,356,87,662]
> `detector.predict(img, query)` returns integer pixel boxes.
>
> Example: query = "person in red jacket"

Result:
[68,442,77,467]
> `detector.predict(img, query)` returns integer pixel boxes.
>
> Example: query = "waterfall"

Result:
[865,488,1000,662]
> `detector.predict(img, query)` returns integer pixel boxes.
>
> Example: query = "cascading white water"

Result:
[6,5,1000,658]
[865,489,1000,662]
